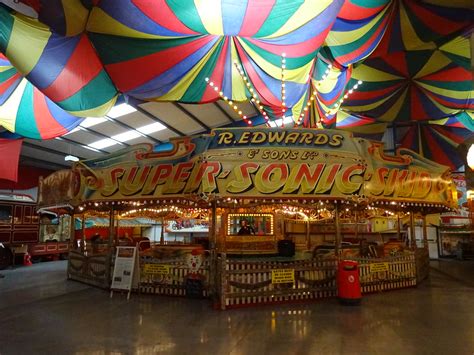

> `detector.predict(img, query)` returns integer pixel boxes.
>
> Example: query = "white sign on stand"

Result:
[110,246,139,300]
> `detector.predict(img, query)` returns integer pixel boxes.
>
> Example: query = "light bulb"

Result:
[65,155,79,162]
[467,143,474,170]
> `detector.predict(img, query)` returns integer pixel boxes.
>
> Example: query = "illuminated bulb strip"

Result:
[281,53,286,123]
[232,61,270,125]
[295,75,318,127]
[205,76,253,126]
[298,92,316,126]
[297,71,332,126]
[325,79,363,115]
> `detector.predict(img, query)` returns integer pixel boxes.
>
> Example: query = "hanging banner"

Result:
[0,138,22,182]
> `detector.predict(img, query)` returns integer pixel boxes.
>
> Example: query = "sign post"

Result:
[110,246,139,300]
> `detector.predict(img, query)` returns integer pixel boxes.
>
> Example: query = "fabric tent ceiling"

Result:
[0,0,472,169]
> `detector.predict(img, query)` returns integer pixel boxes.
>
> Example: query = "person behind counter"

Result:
[90,233,102,254]
[238,219,255,235]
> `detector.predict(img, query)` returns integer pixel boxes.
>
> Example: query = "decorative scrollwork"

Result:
[228,279,272,290]
[295,274,335,286]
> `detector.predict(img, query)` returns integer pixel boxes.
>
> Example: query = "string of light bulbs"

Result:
[204,76,253,126]
[232,61,271,126]
[280,53,287,127]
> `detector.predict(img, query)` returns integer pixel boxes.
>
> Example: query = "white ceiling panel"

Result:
[115,111,153,127]
[64,129,102,145]
[179,102,230,127]
[152,129,181,142]
[89,123,129,137]
[140,102,205,135]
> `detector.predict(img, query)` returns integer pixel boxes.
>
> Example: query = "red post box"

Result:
[337,260,361,305]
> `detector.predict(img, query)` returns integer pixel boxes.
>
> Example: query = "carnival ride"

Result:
[0,0,471,169]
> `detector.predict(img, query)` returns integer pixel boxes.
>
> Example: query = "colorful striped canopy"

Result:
[86,0,344,112]
[325,0,393,67]
[0,5,118,118]
[0,1,344,116]
[0,54,84,139]
[343,34,473,122]
[396,112,474,169]
[335,111,388,141]
[0,0,472,171]
[371,0,473,57]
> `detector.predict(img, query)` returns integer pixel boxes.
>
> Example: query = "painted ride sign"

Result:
[143,263,171,275]
[271,269,295,284]
[40,128,457,209]
[369,262,389,273]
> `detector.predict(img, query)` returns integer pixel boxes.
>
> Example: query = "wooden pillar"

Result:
[160,217,165,245]
[305,220,311,250]
[115,216,120,246]
[354,210,359,240]
[105,206,115,287]
[108,206,115,248]
[209,201,217,251]
[396,212,401,240]
[409,212,415,249]
[334,203,341,257]
[81,213,86,253]
[422,214,428,250]
[209,201,218,301]
[69,212,76,249]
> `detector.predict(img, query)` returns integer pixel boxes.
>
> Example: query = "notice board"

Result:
[110,246,139,298]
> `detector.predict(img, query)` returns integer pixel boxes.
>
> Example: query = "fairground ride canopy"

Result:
[38,128,458,212]
[0,1,472,168]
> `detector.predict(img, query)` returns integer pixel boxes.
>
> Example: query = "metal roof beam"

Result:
[22,141,86,160]
[55,136,110,155]
[77,126,129,147]
[104,115,162,144]
[173,103,210,131]
[132,104,186,137]
[213,101,237,123]
[19,155,71,170]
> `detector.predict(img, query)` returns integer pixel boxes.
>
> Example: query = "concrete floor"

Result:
[0,260,473,355]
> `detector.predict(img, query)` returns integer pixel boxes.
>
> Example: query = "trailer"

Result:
[0,195,70,269]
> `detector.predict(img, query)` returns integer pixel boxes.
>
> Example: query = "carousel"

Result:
[38,127,457,308]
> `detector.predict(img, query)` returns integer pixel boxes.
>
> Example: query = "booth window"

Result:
[228,214,274,236]
[0,205,12,224]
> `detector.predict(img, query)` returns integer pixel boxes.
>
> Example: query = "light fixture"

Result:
[65,155,79,162]
[107,103,137,118]
[112,130,141,142]
[88,138,117,150]
[467,143,474,170]
[137,122,166,134]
